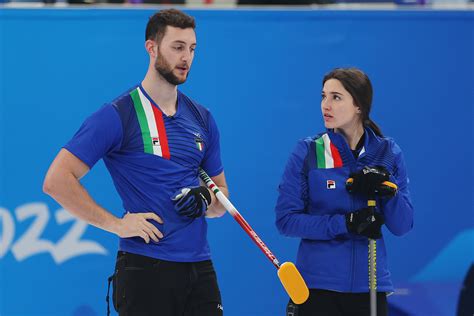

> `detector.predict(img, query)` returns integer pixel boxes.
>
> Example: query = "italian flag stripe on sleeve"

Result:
[314,134,343,169]
[330,142,343,167]
[151,104,170,159]
[130,87,170,159]
[130,89,153,154]
[315,137,326,168]
[322,134,334,168]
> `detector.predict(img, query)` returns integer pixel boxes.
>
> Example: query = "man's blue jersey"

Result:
[64,84,223,262]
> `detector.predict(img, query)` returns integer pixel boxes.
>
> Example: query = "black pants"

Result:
[287,289,388,316]
[113,251,223,316]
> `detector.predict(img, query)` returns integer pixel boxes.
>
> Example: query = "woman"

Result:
[275,67,414,316]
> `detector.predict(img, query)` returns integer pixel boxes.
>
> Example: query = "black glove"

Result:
[346,166,389,197]
[345,208,385,239]
[172,186,212,218]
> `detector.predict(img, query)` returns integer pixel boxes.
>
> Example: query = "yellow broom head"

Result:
[277,262,309,304]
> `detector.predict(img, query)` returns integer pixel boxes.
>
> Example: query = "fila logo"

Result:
[327,180,336,189]
[217,304,224,311]
[152,137,160,146]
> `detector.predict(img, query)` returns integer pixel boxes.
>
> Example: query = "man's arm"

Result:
[205,171,228,218]
[43,148,163,243]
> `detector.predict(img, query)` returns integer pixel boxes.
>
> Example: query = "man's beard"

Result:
[154,49,189,86]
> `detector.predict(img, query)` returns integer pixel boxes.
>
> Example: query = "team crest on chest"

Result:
[327,180,336,189]
[195,137,204,151]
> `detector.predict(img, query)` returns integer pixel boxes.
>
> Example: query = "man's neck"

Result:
[141,70,178,117]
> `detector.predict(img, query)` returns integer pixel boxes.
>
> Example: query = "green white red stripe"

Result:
[315,134,343,168]
[130,87,170,159]
[209,183,219,194]
[196,141,203,151]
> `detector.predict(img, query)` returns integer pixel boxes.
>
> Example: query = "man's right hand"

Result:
[114,212,164,244]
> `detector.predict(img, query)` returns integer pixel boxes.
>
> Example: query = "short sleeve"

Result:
[63,104,123,169]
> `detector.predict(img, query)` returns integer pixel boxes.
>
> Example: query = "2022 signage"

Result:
[0,202,107,263]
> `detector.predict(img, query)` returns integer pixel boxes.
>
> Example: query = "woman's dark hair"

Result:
[322,67,383,137]
[145,9,196,44]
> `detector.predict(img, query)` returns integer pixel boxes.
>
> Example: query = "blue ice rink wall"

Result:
[0,8,473,316]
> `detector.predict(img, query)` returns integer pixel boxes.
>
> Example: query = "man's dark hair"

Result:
[145,9,196,44]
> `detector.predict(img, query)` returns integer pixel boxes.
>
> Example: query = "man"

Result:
[43,9,228,316]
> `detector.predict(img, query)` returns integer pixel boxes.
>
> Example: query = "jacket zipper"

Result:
[334,130,362,292]
[350,194,355,292]
[349,150,359,292]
